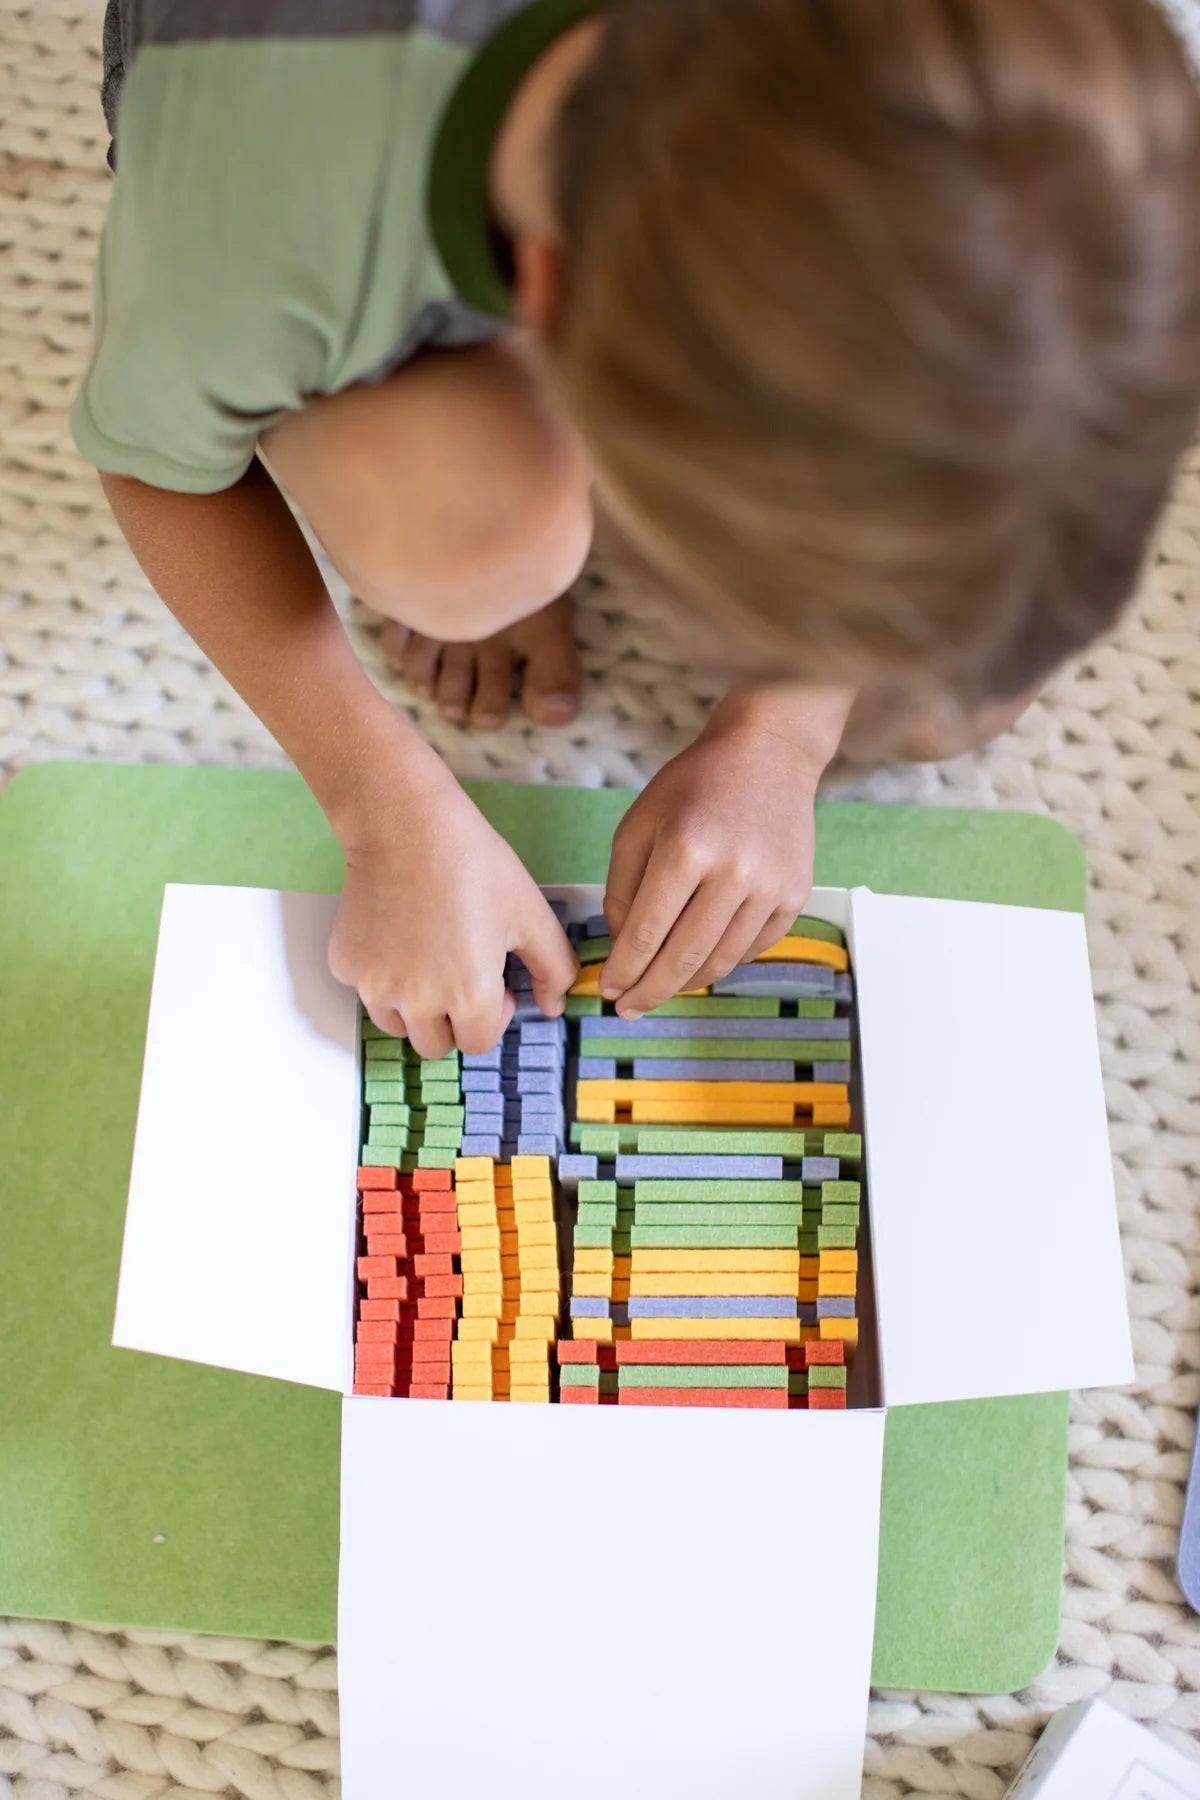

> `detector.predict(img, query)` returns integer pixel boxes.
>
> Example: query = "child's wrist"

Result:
[704,682,855,781]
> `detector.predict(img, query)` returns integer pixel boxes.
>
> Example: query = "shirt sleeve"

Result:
[71,45,333,493]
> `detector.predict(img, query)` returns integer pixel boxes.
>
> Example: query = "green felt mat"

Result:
[0,762,1078,1691]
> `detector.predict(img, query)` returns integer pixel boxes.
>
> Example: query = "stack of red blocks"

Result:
[353,1167,464,1398]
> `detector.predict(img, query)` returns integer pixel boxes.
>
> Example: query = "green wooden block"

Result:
[367,1104,412,1126]
[419,1076,461,1095]
[578,1180,619,1205]
[822,1204,860,1227]
[823,1133,862,1163]
[787,914,846,947]
[619,1365,789,1389]
[364,1040,407,1061]
[422,1126,463,1149]
[645,997,781,1017]
[579,1127,622,1155]
[424,1104,465,1126]
[364,1126,409,1148]
[630,1226,800,1249]
[573,1225,615,1249]
[564,995,603,1018]
[808,1365,848,1388]
[633,1180,805,1204]
[793,999,836,1018]
[559,1364,602,1388]
[633,1203,805,1227]
[576,1204,619,1226]
[817,1224,857,1249]
[361,1018,388,1039]
[364,1081,407,1105]
[822,1180,862,1204]
[360,1145,404,1169]
[417,1147,458,1169]
[633,1128,814,1156]
[577,936,612,964]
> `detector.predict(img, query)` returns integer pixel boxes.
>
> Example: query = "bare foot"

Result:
[381,595,582,730]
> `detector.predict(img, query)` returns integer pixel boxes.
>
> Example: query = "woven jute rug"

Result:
[2,4,1199,1795]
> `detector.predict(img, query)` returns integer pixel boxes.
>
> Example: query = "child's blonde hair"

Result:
[549,0,1200,705]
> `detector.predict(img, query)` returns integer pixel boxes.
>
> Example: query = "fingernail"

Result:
[620,1008,643,1023]
[599,984,619,1000]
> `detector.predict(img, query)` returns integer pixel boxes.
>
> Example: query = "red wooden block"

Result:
[557,1341,599,1364]
[415,1296,458,1320]
[363,1190,403,1214]
[404,1191,457,1212]
[804,1340,845,1367]
[412,1169,453,1190]
[408,1383,451,1400]
[806,1388,847,1410]
[615,1341,788,1366]
[357,1321,401,1344]
[361,1297,405,1320]
[412,1254,456,1278]
[409,1232,461,1256]
[560,1387,599,1404]
[363,1233,408,1257]
[355,1344,396,1370]
[352,1382,394,1397]
[357,1255,399,1281]
[618,1387,788,1408]
[411,1317,455,1341]
[367,1276,413,1300]
[420,1274,463,1300]
[357,1167,399,1191]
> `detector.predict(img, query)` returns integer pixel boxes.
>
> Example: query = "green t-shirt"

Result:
[72,0,603,494]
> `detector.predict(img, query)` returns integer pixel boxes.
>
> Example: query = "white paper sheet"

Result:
[338,1397,885,1800]
[114,885,359,1390]
[851,892,1132,1407]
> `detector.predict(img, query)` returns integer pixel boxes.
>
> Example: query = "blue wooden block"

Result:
[517,1133,562,1156]
[461,1070,501,1092]
[801,1156,840,1182]
[573,1059,617,1081]
[832,974,852,1002]
[519,1020,563,1044]
[558,1155,599,1183]
[519,1044,562,1070]
[630,1059,793,1082]
[460,1135,503,1159]
[816,1297,856,1318]
[510,999,549,1023]
[517,1069,559,1095]
[712,965,836,997]
[615,1155,784,1181]
[812,1061,849,1082]
[570,1296,611,1318]
[506,961,534,992]
[464,1089,505,1113]
[625,1297,800,1319]
[584,913,609,937]
[501,1078,521,1098]
[462,1046,503,1069]
[548,897,569,923]
[580,1017,849,1041]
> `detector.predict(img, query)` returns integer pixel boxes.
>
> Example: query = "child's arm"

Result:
[102,459,578,1053]
[598,683,854,1018]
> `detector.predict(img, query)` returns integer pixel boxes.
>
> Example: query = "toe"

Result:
[436,643,477,722]
[518,597,581,728]
[469,642,515,730]
[402,632,442,701]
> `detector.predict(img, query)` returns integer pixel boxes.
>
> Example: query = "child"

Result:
[76,0,1200,1056]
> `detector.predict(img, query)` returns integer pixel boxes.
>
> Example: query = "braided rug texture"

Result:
[2,3,1199,1795]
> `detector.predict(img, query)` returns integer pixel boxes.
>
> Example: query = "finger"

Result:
[600,841,702,1002]
[614,877,744,1019]
[689,897,780,992]
[380,620,410,671]
[742,903,801,966]
[600,811,657,970]
[513,896,580,1019]
[436,642,477,722]
[404,1011,455,1061]
[470,641,514,730]
[362,999,408,1040]
[402,632,443,701]
[451,984,515,1057]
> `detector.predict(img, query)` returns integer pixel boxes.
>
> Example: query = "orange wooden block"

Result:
[577,1079,848,1103]
[628,1101,797,1126]
[810,1104,852,1127]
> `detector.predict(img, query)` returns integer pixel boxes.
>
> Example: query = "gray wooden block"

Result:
[584,913,609,937]
[800,1156,840,1182]
[816,1297,856,1318]
[625,1297,799,1318]
[615,1155,784,1181]
[812,1061,849,1083]
[630,1058,793,1081]
[580,1016,849,1041]
[573,1058,617,1080]
[712,965,836,997]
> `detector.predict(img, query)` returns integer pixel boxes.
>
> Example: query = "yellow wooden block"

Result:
[811,1103,852,1126]
[570,1273,613,1298]
[569,966,708,998]
[630,1101,796,1125]
[517,1244,558,1269]
[511,1178,553,1201]
[571,1319,614,1343]
[630,1249,800,1274]
[510,1154,552,1178]
[579,1079,848,1104]
[820,1317,858,1349]
[453,1179,495,1204]
[508,1389,551,1403]
[460,1225,501,1250]
[455,1157,497,1180]
[513,1203,555,1226]
[518,1292,562,1314]
[515,1222,557,1247]
[456,1318,503,1343]
[573,1250,615,1274]
[512,1317,557,1341]
[451,1386,495,1402]
[629,1318,802,1342]
[460,1249,502,1274]
[508,1339,551,1364]
[628,1272,801,1298]
[576,1096,617,1123]
[455,1202,499,1227]
[459,1294,509,1319]
[755,936,849,972]
[819,1273,857,1298]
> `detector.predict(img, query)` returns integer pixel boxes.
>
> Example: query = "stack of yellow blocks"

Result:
[505,1154,561,1402]
[451,1156,506,1400]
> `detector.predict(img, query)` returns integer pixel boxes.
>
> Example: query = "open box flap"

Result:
[850,890,1132,1408]
[338,1396,885,1800]
[114,885,359,1391]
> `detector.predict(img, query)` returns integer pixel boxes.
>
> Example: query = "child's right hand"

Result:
[327,766,578,1058]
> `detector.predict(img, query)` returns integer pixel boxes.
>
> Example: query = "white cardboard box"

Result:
[1004,1699,1200,1798]
[113,882,1134,1800]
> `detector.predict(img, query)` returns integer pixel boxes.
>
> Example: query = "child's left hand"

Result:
[598,686,852,1018]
